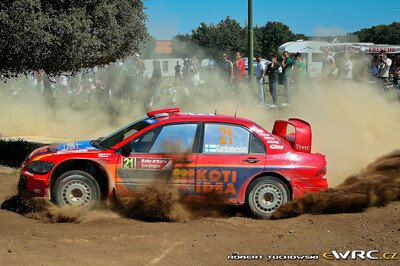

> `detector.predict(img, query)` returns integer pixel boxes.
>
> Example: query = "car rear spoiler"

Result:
[272,118,312,153]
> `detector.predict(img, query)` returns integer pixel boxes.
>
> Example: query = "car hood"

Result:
[55,140,99,152]
[28,140,99,159]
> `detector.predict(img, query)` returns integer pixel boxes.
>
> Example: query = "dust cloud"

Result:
[272,149,400,219]
[1,49,400,221]
[287,79,400,186]
[0,78,146,141]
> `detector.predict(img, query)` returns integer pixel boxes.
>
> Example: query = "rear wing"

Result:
[272,118,312,153]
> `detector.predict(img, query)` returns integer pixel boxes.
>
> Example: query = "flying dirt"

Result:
[272,149,400,219]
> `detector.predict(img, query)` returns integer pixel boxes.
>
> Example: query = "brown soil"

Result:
[1,167,399,265]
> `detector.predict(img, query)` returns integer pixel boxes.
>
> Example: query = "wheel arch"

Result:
[50,159,110,201]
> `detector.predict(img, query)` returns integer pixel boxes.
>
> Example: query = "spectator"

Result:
[233,52,246,92]
[266,55,280,107]
[371,56,380,77]
[42,71,56,106]
[191,56,200,87]
[134,53,147,89]
[377,50,392,88]
[391,59,400,85]
[174,61,181,84]
[255,55,266,106]
[182,58,191,86]
[322,48,336,78]
[293,53,306,90]
[341,53,353,80]
[222,53,234,88]
[281,51,293,106]
[150,60,161,106]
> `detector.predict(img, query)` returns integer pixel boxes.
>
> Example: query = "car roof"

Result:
[158,112,255,126]
[146,108,257,127]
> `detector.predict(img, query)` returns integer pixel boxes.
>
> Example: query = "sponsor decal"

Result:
[180,112,215,116]
[144,118,158,124]
[173,168,237,195]
[267,140,280,144]
[368,47,396,53]
[98,153,111,158]
[56,149,89,154]
[204,144,247,154]
[295,144,311,151]
[269,144,284,149]
[65,142,78,149]
[57,140,98,151]
[122,157,172,170]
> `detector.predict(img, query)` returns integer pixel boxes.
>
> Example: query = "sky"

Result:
[144,0,400,40]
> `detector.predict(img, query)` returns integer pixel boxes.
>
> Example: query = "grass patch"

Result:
[0,138,45,168]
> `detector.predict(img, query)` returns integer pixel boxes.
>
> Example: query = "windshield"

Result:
[97,118,157,149]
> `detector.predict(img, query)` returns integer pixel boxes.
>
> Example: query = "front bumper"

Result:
[19,172,50,197]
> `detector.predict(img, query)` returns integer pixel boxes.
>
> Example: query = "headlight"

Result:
[26,161,54,174]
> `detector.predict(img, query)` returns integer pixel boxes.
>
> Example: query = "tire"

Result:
[246,176,290,219]
[52,170,100,208]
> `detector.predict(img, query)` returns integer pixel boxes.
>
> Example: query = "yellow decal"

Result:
[122,157,134,169]
[219,126,233,145]
[173,168,237,195]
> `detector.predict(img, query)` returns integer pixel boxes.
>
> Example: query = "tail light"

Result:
[316,165,327,179]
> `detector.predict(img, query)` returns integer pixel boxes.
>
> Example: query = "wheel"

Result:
[246,176,290,219]
[52,170,100,208]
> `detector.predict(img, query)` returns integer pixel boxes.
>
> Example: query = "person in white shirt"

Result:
[255,55,265,106]
[341,53,353,80]
[378,50,392,88]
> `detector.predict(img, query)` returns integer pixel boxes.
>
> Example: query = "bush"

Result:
[0,138,45,168]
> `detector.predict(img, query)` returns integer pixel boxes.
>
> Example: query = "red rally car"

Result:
[19,108,328,218]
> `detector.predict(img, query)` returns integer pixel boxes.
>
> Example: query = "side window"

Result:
[149,124,198,153]
[131,128,160,153]
[250,134,266,154]
[203,123,250,154]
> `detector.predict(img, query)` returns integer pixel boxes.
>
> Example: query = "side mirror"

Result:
[121,142,132,157]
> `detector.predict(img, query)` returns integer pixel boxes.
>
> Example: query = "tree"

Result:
[172,17,246,62]
[171,18,305,62]
[191,17,246,60]
[0,0,148,78]
[139,35,156,59]
[171,34,199,59]
[353,22,400,44]
[254,22,305,58]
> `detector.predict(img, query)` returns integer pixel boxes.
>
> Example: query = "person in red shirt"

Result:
[233,52,246,93]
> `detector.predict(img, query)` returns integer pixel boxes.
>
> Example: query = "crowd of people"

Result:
[5,49,400,110]
[250,49,400,107]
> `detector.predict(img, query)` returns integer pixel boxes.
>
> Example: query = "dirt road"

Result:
[1,167,399,265]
